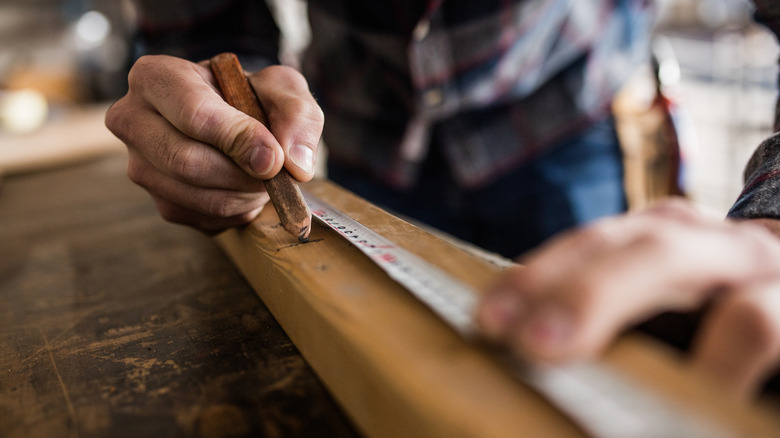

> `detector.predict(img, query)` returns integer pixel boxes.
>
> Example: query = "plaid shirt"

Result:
[303,0,657,188]
[135,0,780,220]
[135,0,654,189]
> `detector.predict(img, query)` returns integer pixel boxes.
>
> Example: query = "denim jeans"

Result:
[327,117,626,258]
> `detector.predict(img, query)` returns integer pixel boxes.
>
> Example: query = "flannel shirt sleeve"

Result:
[727,0,780,220]
[133,0,280,71]
[729,133,780,219]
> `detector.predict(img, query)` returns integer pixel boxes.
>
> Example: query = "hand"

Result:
[105,55,324,233]
[477,198,780,399]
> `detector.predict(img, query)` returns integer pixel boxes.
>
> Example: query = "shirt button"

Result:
[423,88,443,107]
[412,19,430,42]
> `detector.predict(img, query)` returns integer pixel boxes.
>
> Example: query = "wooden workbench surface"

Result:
[0,153,359,437]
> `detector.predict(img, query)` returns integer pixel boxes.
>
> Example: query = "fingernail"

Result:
[521,308,572,358]
[479,290,524,339]
[250,146,275,176]
[289,144,315,174]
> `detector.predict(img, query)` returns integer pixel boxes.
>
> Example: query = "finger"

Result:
[478,205,780,364]
[484,238,699,362]
[150,193,264,234]
[690,284,780,400]
[108,95,266,192]
[478,209,677,342]
[249,65,324,181]
[127,149,270,218]
[514,198,711,278]
[127,55,285,179]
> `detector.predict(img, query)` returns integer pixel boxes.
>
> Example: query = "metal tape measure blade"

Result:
[305,191,477,336]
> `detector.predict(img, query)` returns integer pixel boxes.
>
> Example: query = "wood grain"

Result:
[0,155,357,438]
[209,52,311,242]
[216,179,780,438]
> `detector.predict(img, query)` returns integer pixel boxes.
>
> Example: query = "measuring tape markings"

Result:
[307,198,478,336]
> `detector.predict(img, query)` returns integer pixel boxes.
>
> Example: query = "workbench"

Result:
[0,153,359,437]
[3,148,779,438]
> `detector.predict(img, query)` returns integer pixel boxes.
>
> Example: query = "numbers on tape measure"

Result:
[305,193,478,336]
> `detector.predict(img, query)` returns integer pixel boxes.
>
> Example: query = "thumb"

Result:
[199,103,285,179]
[210,107,284,179]
[207,53,286,179]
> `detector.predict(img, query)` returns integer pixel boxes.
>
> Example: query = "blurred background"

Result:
[652,0,779,214]
[0,0,777,216]
[0,0,132,116]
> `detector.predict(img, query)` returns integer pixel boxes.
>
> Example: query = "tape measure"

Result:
[302,189,731,438]
[304,191,478,337]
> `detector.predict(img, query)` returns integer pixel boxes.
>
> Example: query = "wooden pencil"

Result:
[209,52,312,243]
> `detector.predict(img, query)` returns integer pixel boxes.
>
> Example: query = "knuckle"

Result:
[150,196,184,224]
[284,97,324,125]
[646,198,712,224]
[154,199,207,233]
[104,99,121,131]
[155,200,214,234]
[176,88,257,161]
[579,223,611,244]
[651,197,690,212]
[262,65,303,87]
[577,220,622,248]
[166,143,206,184]
[635,230,673,251]
[127,55,159,91]
[235,210,259,224]
[128,55,177,90]
[178,93,217,133]
[104,98,133,141]
[202,211,257,234]
[219,117,259,161]
[126,157,149,187]
[204,193,243,219]
[255,65,323,125]
[156,203,181,223]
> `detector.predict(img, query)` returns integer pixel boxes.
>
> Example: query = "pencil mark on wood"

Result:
[273,238,324,255]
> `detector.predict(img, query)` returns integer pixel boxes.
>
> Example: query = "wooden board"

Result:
[216,179,780,438]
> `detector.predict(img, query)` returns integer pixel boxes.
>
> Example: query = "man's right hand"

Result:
[105,55,324,233]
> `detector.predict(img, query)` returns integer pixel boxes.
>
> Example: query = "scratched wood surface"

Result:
[0,154,358,438]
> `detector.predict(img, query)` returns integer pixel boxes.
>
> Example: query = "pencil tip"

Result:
[298,226,310,243]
